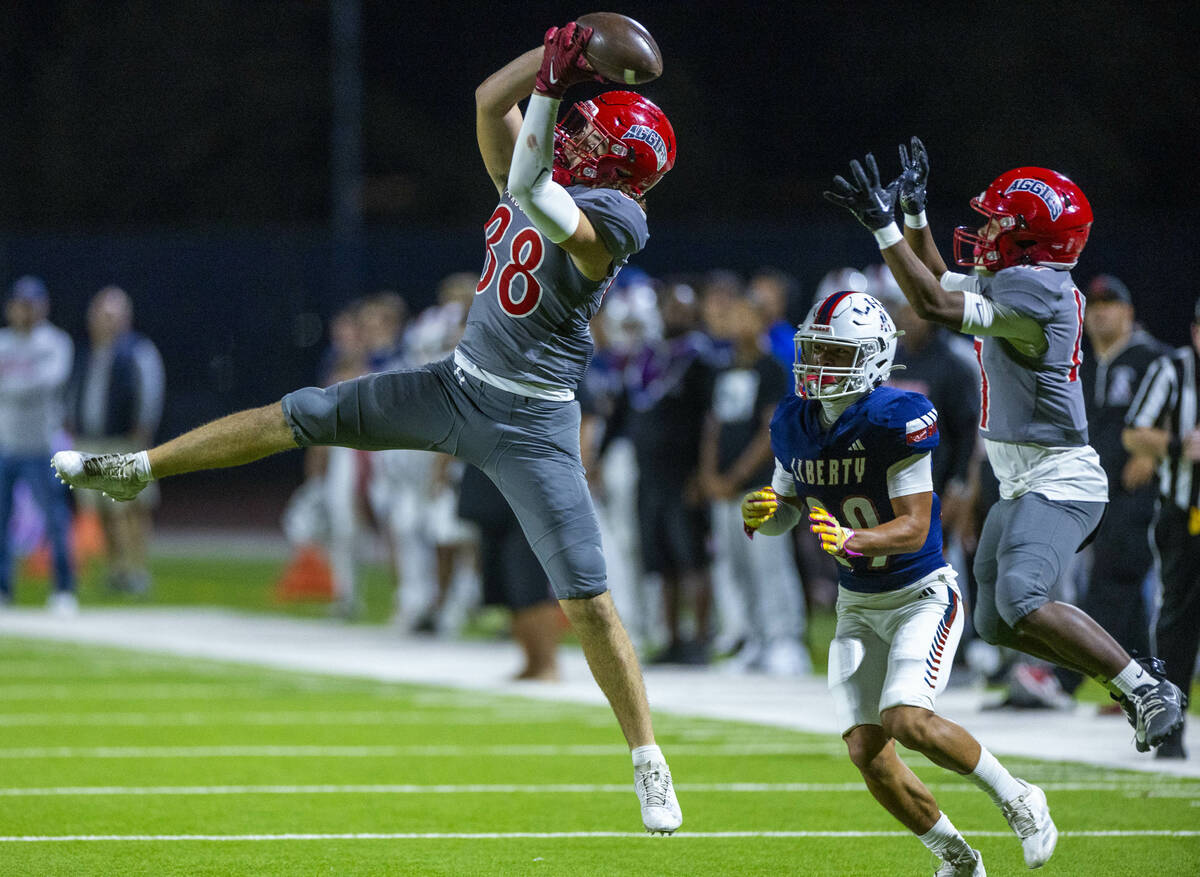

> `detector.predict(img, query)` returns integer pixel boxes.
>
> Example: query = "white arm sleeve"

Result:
[506,94,581,244]
[770,458,797,496]
[939,270,981,293]
[960,290,1046,356]
[757,499,802,536]
[886,453,933,499]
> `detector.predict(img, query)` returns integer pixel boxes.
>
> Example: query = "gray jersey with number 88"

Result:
[456,186,648,393]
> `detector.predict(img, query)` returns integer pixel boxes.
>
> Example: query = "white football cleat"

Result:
[47,590,79,617]
[51,450,148,502]
[634,759,682,834]
[1001,781,1057,869]
[935,848,985,876]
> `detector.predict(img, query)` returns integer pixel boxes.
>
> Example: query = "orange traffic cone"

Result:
[72,508,106,565]
[273,544,335,603]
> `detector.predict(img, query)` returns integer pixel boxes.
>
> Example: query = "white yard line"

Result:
[0,710,613,727]
[0,742,846,759]
[0,781,1193,797]
[1,607,1196,777]
[2,830,1197,843]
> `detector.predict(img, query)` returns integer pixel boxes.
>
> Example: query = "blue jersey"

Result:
[770,386,944,594]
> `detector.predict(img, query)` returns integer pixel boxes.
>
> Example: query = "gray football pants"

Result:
[281,357,606,600]
[972,490,1105,644]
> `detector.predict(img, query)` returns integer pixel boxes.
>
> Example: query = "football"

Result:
[576,12,663,85]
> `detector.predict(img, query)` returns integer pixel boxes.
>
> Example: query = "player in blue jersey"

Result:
[51,22,683,833]
[823,138,1186,756]
[743,291,1056,875]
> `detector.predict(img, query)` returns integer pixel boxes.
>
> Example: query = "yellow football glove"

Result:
[741,486,778,538]
[809,506,863,557]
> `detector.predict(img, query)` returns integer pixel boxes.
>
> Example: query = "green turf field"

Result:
[0,638,1196,876]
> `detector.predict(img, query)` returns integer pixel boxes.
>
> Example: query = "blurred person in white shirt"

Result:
[0,276,76,612]
[66,286,164,596]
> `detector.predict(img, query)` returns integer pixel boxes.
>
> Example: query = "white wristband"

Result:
[873,222,903,250]
[904,210,928,229]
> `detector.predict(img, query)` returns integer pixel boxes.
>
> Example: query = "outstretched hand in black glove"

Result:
[897,136,930,217]
[824,153,899,231]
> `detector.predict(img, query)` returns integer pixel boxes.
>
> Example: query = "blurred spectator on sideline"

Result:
[1121,297,1200,759]
[316,299,365,386]
[371,274,480,635]
[279,304,372,618]
[66,286,164,596]
[700,294,809,674]
[748,267,801,371]
[812,266,868,313]
[1044,276,1166,704]
[458,465,562,680]
[359,290,408,370]
[581,270,660,649]
[627,281,719,664]
[0,276,76,612]
[698,270,740,359]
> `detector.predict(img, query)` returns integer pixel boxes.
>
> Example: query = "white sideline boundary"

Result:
[0,607,1197,778]
[2,830,1198,844]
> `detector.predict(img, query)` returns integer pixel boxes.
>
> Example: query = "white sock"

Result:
[632,744,664,767]
[969,747,1025,805]
[1111,659,1155,696]
[132,451,154,481]
[917,812,972,862]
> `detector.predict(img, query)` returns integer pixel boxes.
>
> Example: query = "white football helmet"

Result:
[794,291,900,399]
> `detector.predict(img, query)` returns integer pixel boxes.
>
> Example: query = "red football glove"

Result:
[535,22,598,99]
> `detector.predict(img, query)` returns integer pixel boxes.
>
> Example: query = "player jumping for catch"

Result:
[823,139,1186,755]
[743,290,1055,875]
[51,22,682,833]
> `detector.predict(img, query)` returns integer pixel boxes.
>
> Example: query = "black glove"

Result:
[824,153,898,231]
[897,136,929,216]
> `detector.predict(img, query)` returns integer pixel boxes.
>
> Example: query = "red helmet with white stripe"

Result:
[953,167,1093,270]
[794,291,900,399]
[553,91,676,197]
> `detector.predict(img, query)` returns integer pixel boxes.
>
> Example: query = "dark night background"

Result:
[1,1,1197,485]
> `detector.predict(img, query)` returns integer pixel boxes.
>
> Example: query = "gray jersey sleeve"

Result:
[983,267,1057,323]
[571,188,648,262]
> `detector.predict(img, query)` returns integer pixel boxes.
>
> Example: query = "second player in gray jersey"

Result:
[824,138,1186,757]
[51,21,683,833]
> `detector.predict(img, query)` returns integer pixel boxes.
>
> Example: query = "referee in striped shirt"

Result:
[1122,299,1200,759]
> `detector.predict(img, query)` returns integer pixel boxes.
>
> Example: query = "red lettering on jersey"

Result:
[497,228,545,317]
[477,206,513,293]
[974,337,990,429]
[1069,286,1084,381]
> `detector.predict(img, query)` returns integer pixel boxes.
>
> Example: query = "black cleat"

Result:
[1133,677,1188,751]
[1109,656,1167,752]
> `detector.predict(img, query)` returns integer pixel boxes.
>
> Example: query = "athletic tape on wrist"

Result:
[873,222,903,250]
[904,210,928,229]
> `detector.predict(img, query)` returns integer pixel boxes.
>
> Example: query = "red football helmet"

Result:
[553,91,676,197]
[953,167,1093,270]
